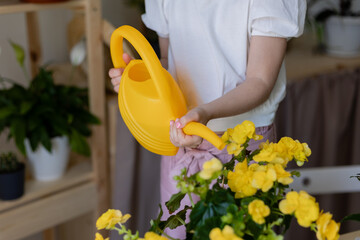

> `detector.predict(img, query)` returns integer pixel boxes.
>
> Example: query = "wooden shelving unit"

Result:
[0,0,110,239]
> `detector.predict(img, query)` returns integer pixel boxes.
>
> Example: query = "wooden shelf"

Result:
[0,181,97,239]
[285,31,360,82]
[0,161,93,213]
[0,0,85,14]
[0,0,109,238]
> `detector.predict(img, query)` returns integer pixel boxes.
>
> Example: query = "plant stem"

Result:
[222,168,226,188]
[187,193,195,208]
[175,215,186,226]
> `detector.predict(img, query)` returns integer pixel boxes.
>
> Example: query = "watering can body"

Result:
[110,25,224,156]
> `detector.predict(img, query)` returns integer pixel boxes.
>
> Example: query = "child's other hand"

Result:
[108,53,132,93]
[169,107,209,149]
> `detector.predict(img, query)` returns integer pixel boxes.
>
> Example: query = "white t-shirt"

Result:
[142,0,306,132]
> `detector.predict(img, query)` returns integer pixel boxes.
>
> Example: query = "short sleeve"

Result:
[141,0,169,38]
[249,0,307,38]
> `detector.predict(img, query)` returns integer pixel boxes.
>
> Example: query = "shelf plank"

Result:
[0,161,93,212]
[285,32,360,82]
[0,181,97,240]
[0,0,85,14]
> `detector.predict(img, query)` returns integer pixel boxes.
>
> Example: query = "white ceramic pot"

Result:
[324,16,360,57]
[25,136,70,181]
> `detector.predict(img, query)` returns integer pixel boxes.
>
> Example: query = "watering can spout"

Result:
[110,25,226,156]
[183,122,226,150]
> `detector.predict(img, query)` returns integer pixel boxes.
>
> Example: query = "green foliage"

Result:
[0,152,22,173]
[0,42,100,156]
[341,213,360,223]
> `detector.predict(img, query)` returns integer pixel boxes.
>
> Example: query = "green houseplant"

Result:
[0,151,25,200]
[0,41,100,181]
[308,0,360,56]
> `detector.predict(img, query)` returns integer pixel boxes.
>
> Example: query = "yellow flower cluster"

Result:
[222,120,263,156]
[139,232,168,240]
[279,191,319,227]
[209,225,243,240]
[316,212,340,240]
[248,199,270,224]
[253,137,311,167]
[95,233,109,240]
[227,161,293,198]
[199,158,223,180]
[96,209,131,230]
[227,161,257,198]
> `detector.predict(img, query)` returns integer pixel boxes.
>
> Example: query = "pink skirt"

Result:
[160,124,276,239]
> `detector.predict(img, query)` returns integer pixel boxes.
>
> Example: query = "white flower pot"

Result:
[25,136,70,181]
[324,16,360,57]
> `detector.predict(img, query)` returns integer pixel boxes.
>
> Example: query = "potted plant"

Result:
[0,152,25,200]
[308,0,360,57]
[94,121,360,240]
[0,41,100,181]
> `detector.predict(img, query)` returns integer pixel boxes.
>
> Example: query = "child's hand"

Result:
[169,107,209,149]
[109,53,132,93]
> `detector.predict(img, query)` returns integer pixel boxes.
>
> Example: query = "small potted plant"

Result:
[308,0,360,56]
[0,41,100,181]
[0,152,25,200]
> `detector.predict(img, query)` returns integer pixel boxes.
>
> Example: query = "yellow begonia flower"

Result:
[316,212,340,240]
[273,163,293,185]
[279,191,319,228]
[199,158,223,180]
[95,233,109,240]
[252,142,281,164]
[228,161,257,198]
[96,209,131,230]
[248,199,270,225]
[251,165,276,192]
[227,142,243,156]
[232,120,263,145]
[222,121,263,156]
[209,225,243,240]
[138,232,168,240]
[254,137,311,167]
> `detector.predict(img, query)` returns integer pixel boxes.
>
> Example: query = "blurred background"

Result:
[1,0,360,239]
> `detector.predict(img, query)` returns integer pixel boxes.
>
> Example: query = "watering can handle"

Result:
[183,122,226,150]
[110,25,172,102]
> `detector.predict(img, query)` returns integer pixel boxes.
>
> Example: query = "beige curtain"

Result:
[110,113,161,239]
[276,68,360,239]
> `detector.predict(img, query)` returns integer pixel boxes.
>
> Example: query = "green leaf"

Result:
[20,101,33,115]
[188,189,235,232]
[192,216,222,240]
[10,118,26,154]
[29,127,42,151]
[341,213,360,223]
[291,171,301,178]
[70,129,90,156]
[165,206,190,230]
[39,127,52,152]
[149,204,166,234]
[0,106,15,119]
[281,214,293,234]
[247,219,264,239]
[165,192,186,214]
[9,40,25,67]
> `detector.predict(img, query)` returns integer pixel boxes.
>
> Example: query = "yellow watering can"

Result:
[110,25,225,156]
